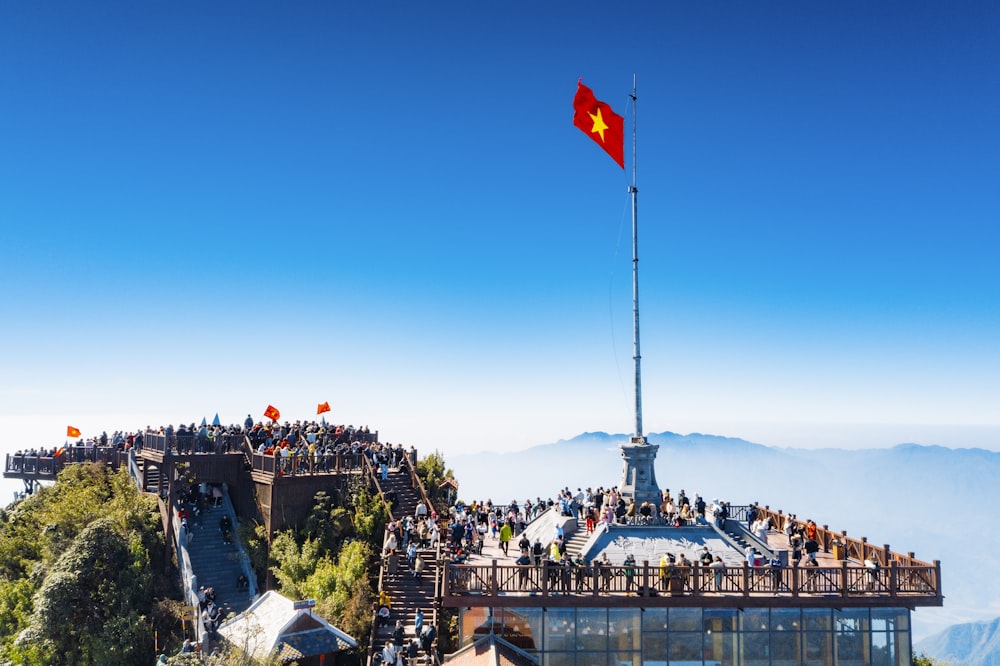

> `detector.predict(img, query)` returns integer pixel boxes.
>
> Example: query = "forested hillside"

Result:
[0,463,169,663]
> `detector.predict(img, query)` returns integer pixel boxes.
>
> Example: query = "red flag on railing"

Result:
[317,401,331,415]
[263,405,280,422]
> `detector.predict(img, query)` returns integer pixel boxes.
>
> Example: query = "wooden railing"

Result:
[753,505,934,567]
[440,558,942,607]
[4,447,126,480]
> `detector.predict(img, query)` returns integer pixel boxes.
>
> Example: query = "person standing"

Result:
[498,521,512,556]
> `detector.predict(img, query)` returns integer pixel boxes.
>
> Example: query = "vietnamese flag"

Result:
[263,405,280,422]
[573,80,625,169]
[317,401,331,415]
[67,426,81,438]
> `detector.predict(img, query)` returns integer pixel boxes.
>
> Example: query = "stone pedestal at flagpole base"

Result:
[618,436,660,508]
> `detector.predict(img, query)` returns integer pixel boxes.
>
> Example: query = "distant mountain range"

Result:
[916,618,1000,666]
[448,431,1000,662]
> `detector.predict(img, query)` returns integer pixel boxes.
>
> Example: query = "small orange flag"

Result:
[67,426,81,438]
[317,401,331,415]
[263,405,281,422]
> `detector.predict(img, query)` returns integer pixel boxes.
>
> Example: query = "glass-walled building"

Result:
[458,606,911,666]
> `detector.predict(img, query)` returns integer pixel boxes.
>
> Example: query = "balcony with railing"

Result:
[441,555,942,609]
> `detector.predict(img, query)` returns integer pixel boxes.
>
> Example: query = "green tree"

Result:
[301,490,354,557]
[16,518,154,664]
[269,530,323,600]
[416,450,454,514]
[238,520,271,588]
[348,481,387,542]
[913,652,946,666]
[0,464,166,662]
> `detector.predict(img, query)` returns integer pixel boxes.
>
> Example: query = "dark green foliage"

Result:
[266,477,386,656]
[238,520,271,588]
[0,464,168,664]
[415,450,454,514]
[302,490,355,557]
[17,519,155,663]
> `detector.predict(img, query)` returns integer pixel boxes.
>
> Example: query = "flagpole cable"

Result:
[630,73,643,440]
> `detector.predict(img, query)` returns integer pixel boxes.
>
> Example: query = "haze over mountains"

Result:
[448,431,998,645]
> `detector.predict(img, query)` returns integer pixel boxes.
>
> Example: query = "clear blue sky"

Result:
[2,1,998,486]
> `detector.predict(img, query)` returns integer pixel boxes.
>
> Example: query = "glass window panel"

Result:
[871,608,908,632]
[668,632,702,663]
[459,607,491,646]
[546,609,577,652]
[544,652,576,666]
[871,608,912,666]
[576,650,605,666]
[871,626,891,666]
[895,633,911,666]
[501,608,542,651]
[644,608,669,632]
[771,626,801,666]
[668,607,702,632]
[610,653,642,666]
[835,609,868,666]
[773,609,802,633]
[744,630,770,666]
[704,608,739,633]
[610,608,642,651]
[804,609,832,632]
[643,631,668,664]
[805,631,833,666]
[834,609,869,632]
[744,608,770,632]
[704,625,739,665]
[578,608,609,652]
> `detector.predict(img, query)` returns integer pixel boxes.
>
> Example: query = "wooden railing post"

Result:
[491,560,499,596]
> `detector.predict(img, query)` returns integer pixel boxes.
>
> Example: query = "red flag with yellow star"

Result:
[263,405,280,422]
[67,425,81,438]
[317,401,331,415]
[573,80,624,169]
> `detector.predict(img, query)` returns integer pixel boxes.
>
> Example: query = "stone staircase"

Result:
[371,463,437,661]
[184,493,255,622]
[563,517,590,556]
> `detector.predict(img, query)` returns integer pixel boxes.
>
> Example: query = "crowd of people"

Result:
[434,482,850,602]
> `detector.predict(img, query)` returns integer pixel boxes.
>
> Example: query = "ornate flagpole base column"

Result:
[618,435,660,508]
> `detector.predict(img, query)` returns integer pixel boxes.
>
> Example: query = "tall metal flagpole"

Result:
[616,74,659,505]
[630,74,642,439]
